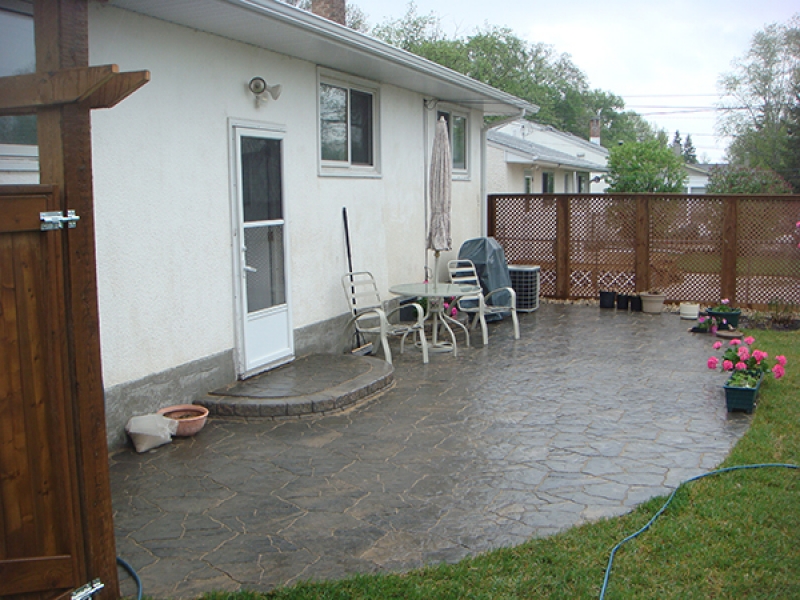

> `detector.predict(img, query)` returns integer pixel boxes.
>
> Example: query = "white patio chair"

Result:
[341,272,429,365]
[447,259,520,345]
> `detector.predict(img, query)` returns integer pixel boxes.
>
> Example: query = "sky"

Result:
[356,0,798,163]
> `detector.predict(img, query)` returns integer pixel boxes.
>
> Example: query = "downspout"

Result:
[481,109,527,236]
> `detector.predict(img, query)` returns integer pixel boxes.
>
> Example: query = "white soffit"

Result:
[106,0,536,116]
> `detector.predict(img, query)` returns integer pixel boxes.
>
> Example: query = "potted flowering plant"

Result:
[705,298,742,330]
[707,336,787,413]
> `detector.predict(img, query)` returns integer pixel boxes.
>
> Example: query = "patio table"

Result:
[390,282,480,356]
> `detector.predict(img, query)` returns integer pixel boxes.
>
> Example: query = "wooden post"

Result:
[33,0,119,596]
[487,194,497,238]
[720,196,738,303]
[555,195,570,299]
[634,195,650,292]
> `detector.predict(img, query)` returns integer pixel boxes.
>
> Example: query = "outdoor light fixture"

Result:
[248,77,282,106]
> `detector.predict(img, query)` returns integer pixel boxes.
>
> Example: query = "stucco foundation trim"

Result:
[105,349,236,451]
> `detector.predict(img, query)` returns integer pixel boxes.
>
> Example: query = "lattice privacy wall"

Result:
[489,194,800,308]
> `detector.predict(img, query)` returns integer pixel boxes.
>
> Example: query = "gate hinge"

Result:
[70,579,104,600]
[40,210,80,231]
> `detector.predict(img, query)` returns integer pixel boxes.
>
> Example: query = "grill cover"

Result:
[458,237,513,311]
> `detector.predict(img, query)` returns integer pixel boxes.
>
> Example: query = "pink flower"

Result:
[744,336,755,345]
[753,350,766,363]
[723,360,734,371]
[735,362,747,370]
[729,339,741,346]
[721,298,729,305]
[776,355,787,366]
[737,347,750,361]
[713,341,722,350]
[707,356,719,369]
[451,307,458,317]
[773,364,785,379]
[711,325,718,334]
[796,221,800,228]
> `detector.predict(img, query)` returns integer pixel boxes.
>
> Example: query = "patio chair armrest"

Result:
[387,302,426,326]
[484,286,516,307]
[349,306,389,329]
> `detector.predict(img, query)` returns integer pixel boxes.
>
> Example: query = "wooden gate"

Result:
[0,2,150,597]
[0,186,85,597]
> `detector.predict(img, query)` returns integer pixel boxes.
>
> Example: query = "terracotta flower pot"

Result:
[157,404,209,437]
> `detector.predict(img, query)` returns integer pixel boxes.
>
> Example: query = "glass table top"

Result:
[389,282,481,297]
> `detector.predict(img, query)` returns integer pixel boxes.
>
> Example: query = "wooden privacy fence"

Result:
[488,193,800,309]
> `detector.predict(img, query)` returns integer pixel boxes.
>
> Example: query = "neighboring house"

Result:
[684,163,714,194]
[1,0,535,449]
[487,120,609,195]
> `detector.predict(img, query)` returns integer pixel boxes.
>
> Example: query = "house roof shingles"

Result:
[487,130,608,172]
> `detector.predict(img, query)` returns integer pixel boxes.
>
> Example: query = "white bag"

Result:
[125,413,179,453]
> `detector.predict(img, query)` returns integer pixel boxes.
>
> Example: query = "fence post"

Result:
[634,195,649,292]
[556,195,570,299]
[487,194,497,237]
[721,196,738,303]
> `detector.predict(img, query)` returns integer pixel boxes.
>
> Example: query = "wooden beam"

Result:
[634,195,650,292]
[720,197,738,303]
[0,65,117,113]
[555,195,570,299]
[34,0,120,597]
[82,70,151,109]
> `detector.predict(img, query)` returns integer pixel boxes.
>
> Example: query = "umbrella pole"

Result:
[433,250,440,291]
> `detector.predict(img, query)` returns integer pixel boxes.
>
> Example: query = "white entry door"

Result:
[232,126,293,376]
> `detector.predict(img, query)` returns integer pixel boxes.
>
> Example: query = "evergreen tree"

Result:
[683,134,698,164]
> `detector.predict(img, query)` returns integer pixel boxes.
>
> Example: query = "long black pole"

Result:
[343,207,366,349]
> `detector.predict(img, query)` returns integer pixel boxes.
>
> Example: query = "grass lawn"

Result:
[202,330,799,600]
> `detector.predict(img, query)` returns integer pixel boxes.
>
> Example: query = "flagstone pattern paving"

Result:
[110,303,750,598]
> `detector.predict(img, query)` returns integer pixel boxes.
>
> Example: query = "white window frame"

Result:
[317,68,381,178]
[436,106,470,179]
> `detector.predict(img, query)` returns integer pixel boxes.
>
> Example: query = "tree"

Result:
[705,165,793,194]
[604,139,687,192]
[372,3,659,147]
[672,130,682,149]
[683,134,698,164]
[717,14,800,176]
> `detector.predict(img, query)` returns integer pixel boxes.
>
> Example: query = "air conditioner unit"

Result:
[508,265,540,312]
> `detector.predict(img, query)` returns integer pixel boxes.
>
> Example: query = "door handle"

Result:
[244,265,257,273]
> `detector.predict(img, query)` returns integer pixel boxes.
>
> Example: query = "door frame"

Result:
[228,118,293,377]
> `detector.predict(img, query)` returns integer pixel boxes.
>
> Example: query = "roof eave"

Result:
[105,0,537,117]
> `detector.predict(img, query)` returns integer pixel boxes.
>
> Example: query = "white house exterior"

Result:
[685,163,712,194]
[0,1,535,448]
[487,120,609,195]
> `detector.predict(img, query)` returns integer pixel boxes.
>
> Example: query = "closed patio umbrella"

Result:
[427,116,452,286]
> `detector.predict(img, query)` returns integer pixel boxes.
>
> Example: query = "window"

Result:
[542,172,554,193]
[0,8,36,146]
[319,74,377,171]
[577,173,589,193]
[436,110,467,172]
[524,175,533,194]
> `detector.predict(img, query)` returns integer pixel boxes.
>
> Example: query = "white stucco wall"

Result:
[88,5,484,387]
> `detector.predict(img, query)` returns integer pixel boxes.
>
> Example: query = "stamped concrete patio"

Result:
[110,303,750,598]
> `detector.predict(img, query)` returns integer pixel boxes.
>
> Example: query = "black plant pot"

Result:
[630,295,643,311]
[599,291,616,309]
[616,294,630,310]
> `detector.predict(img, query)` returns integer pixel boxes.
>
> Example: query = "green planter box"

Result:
[723,372,763,414]
[707,309,741,330]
